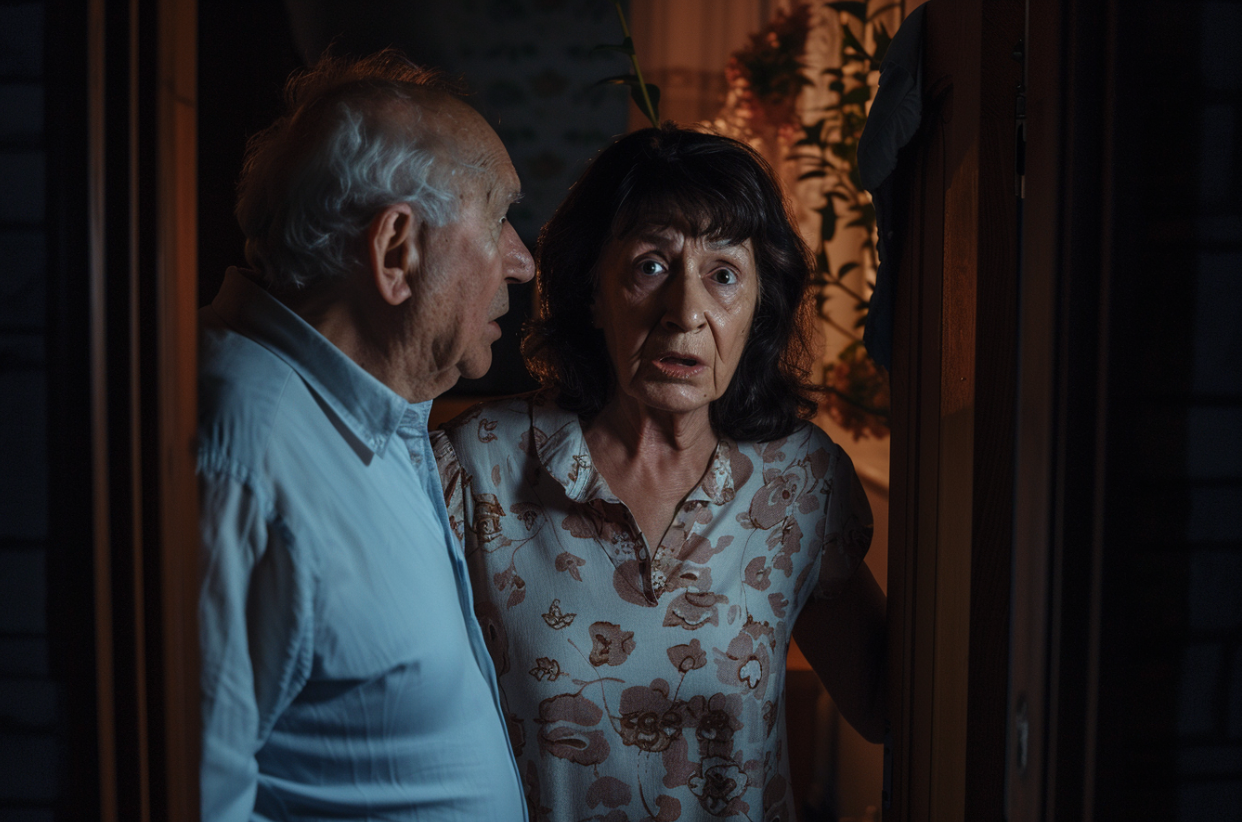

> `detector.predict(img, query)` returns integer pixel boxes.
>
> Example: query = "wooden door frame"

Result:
[885,0,1118,816]
[885,0,1024,817]
[1007,0,1115,818]
[78,0,200,817]
[54,1,1119,819]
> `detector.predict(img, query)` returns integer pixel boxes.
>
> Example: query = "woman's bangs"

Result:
[611,168,765,246]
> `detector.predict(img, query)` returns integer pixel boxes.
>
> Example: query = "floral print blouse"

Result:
[432,395,872,822]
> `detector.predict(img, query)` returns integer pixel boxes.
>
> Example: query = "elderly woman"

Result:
[433,125,885,821]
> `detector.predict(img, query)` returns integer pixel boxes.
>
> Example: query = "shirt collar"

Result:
[530,396,738,505]
[210,267,416,457]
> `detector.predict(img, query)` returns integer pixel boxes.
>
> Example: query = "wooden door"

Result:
[885,0,1024,817]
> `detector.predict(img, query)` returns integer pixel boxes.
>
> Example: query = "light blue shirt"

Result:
[198,269,526,822]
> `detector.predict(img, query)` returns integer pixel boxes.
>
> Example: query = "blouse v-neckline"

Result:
[532,403,740,602]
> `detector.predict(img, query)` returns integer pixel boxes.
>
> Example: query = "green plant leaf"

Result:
[793,117,827,146]
[634,83,660,120]
[591,37,635,57]
[867,2,902,22]
[873,25,892,65]
[842,86,872,106]
[827,1,868,21]
[594,75,661,123]
[595,73,640,87]
[841,25,871,61]
[820,202,838,243]
[603,1,659,127]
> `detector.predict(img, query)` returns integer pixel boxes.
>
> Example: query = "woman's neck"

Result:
[587,397,716,462]
[583,399,719,546]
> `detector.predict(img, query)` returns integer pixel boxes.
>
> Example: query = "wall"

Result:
[1096,1,1242,817]
[200,0,632,397]
[0,1,57,818]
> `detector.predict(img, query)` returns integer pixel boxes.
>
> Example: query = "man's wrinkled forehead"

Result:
[403,95,517,199]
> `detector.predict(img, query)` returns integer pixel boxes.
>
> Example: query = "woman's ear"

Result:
[367,203,419,306]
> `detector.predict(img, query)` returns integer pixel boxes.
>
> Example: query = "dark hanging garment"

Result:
[856,3,926,371]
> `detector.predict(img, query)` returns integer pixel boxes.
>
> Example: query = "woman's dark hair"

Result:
[525,124,822,443]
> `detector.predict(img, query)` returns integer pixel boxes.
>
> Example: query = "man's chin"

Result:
[457,352,493,383]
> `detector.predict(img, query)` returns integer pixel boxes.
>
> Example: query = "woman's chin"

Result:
[618,381,719,420]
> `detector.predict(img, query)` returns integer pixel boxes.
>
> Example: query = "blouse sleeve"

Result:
[813,446,874,600]
[430,429,467,544]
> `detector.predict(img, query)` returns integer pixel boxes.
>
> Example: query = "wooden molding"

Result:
[886,0,1023,817]
[86,0,200,817]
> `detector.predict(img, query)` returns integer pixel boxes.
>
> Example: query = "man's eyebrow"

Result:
[487,185,523,207]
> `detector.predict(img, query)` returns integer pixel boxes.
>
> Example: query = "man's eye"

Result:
[638,259,667,277]
[712,268,739,285]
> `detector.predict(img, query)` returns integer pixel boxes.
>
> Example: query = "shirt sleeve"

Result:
[198,467,313,822]
[813,446,875,600]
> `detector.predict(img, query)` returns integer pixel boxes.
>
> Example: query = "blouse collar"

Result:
[529,396,740,506]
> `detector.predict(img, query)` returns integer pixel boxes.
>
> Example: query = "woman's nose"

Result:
[661,273,708,332]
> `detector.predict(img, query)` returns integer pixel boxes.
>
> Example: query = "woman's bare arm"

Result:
[791,561,887,743]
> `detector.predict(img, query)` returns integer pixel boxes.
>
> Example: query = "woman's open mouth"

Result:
[653,353,705,376]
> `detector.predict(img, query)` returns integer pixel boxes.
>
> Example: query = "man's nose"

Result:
[502,221,535,284]
[661,272,708,332]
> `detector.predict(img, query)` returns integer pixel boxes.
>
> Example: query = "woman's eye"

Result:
[712,268,739,285]
[637,259,667,277]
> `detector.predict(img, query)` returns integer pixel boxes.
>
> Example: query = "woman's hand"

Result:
[792,562,887,744]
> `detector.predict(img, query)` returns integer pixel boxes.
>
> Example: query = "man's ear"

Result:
[367,203,420,306]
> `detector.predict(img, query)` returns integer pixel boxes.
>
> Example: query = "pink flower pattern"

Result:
[433,396,871,821]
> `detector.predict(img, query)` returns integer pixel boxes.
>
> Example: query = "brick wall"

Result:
[0,1,58,819]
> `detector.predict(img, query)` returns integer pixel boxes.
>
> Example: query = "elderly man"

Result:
[197,52,533,821]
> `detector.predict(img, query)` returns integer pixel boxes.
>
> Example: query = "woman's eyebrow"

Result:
[626,228,678,246]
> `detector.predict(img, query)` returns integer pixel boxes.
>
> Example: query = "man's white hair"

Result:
[235,52,469,293]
